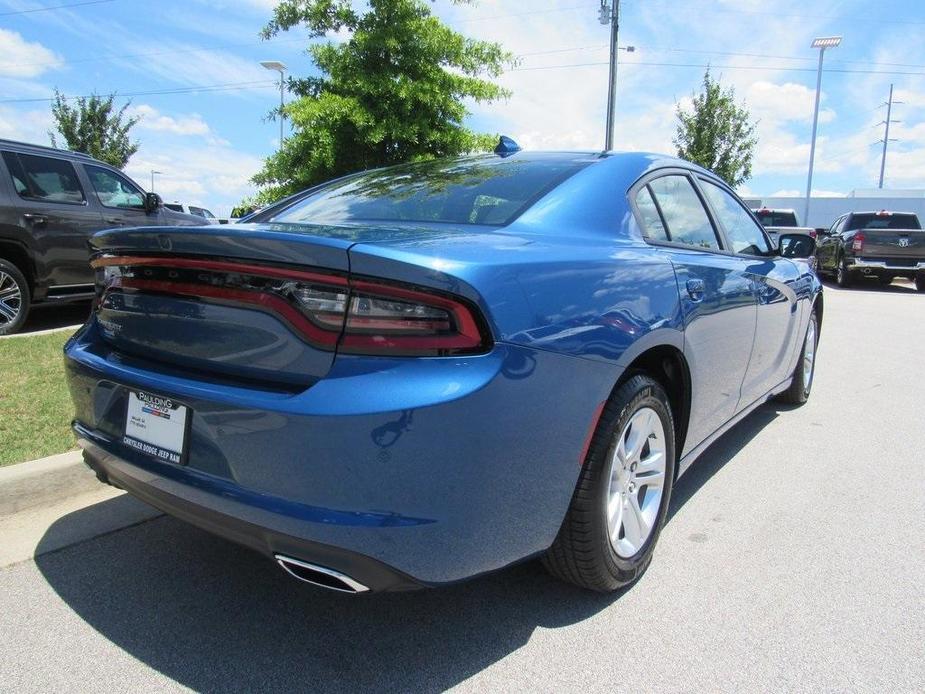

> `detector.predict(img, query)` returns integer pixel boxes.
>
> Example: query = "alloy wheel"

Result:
[0,270,22,327]
[606,407,667,558]
[803,316,817,393]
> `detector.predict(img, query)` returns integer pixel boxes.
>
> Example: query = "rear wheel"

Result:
[916,275,925,292]
[778,309,818,405]
[877,275,893,286]
[0,259,30,336]
[543,374,675,592]
[836,257,853,288]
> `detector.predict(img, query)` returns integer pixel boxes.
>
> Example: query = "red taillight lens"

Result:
[91,256,489,357]
[852,232,865,252]
[808,229,817,239]
[340,280,487,356]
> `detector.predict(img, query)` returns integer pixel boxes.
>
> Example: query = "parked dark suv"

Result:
[0,139,204,334]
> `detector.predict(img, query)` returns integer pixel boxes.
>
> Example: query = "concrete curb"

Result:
[0,449,100,517]
[0,324,81,340]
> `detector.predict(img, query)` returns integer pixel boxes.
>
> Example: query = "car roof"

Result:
[0,137,97,162]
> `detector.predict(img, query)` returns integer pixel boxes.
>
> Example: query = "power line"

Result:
[511,59,925,78]
[455,3,587,23]
[0,80,277,104]
[0,35,309,71]
[0,0,115,17]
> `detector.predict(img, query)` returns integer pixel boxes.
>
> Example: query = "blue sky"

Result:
[2,0,925,215]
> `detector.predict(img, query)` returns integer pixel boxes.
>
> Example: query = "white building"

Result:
[748,189,925,229]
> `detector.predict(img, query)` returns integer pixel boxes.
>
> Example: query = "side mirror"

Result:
[778,233,816,259]
[144,192,163,214]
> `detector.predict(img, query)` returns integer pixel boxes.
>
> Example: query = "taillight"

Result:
[340,280,487,356]
[852,232,865,252]
[90,256,489,357]
[808,230,817,239]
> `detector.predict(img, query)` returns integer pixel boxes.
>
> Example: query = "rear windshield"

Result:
[266,156,589,227]
[164,203,182,212]
[847,213,921,230]
[752,210,798,227]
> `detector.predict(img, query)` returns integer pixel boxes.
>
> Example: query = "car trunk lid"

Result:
[89,224,372,389]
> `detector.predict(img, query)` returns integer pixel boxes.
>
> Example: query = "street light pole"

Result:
[260,61,288,151]
[150,170,163,192]
[804,36,841,225]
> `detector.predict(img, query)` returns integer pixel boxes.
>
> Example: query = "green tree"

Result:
[673,70,757,187]
[49,90,140,169]
[253,0,515,202]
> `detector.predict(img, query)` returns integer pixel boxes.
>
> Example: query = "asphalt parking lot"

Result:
[1,280,923,693]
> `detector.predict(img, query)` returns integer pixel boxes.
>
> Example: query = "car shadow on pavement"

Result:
[34,403,784,692]
[818,276,918,295]
[19,300,91,334]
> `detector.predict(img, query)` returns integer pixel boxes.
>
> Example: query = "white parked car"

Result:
[164,202,220,224]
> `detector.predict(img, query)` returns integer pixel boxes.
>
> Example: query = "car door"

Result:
[634,172,757,456]
[698,178,803,405]
[1,151,103,289]
[81,164,155,228]
[817,215,846,271]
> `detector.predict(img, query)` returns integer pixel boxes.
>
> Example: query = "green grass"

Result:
[0,330,78,466]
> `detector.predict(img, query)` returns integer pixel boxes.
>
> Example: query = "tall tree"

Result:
[49,91,140,169]
[252,0,515,202]
[673,70,757,188]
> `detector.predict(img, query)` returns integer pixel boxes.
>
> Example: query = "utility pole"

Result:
[878,83,902,189]
[600,0,620,150]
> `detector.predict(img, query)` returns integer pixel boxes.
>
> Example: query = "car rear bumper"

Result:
[77,433,422,592]
[848,258,925,272]
[64,325,620,588]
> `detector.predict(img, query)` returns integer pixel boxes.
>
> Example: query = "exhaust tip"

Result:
[275,554,370,593]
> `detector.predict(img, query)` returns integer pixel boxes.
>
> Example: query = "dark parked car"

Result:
[816,210,925,290]
[0,139,204,334]
[65,148,821,593]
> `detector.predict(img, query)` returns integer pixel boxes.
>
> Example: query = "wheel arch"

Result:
[613,343,692,474]
[0,238,34,292]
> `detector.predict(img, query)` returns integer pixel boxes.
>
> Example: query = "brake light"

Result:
[90,256,489,357]
[808,229,817,239]
[852,232,865,252]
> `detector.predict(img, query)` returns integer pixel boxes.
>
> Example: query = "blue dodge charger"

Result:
[64,146,821,593]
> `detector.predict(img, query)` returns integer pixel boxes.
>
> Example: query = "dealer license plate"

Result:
[123,390,189,464]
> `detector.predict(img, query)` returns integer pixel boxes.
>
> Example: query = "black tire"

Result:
[916,275,925,292]
[543,374,676,592]
[778,308,818,405]
[836,256,853,288]
[877,275,893,286]
[0,259,30,336]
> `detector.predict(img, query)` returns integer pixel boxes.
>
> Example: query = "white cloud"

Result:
[745,81,835,125]
[124,143,264,216]
[130,104,212,137]
[0,106,53,145]
[0,29,62,78]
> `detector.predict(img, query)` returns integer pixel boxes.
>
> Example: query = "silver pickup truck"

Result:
[816,211,925,290]
[751,208,817,246]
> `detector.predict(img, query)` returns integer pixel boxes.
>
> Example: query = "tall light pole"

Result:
[600,0,621,151]
[260,60,288,150]
[804,36,841,225]
[150,170,163,192]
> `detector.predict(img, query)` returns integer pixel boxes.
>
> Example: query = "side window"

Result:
[2,151,85,204]
[164,203,183,212]
[84,165,145,209]
[634,185,669,241]
[647,175,721,250]
[700,179,771,256]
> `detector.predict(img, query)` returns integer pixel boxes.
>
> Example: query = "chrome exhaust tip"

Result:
[275,554,370,593]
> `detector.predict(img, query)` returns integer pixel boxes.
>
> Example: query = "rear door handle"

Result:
[22,213,47,225]
[686,278,705,301]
